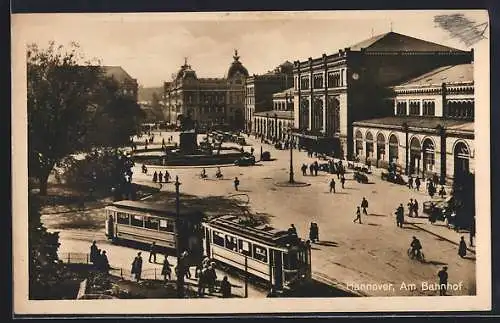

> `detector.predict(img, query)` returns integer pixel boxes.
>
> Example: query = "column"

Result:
[308,96,312,130]
[322,97,326,133]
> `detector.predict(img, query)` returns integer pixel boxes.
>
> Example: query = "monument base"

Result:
[179,131,198,154]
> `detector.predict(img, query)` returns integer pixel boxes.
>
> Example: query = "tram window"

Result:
[213,231,225,247]
[145,217,159,230]
[238,240,252,257]
[159,219,174,232]
[131,215,144,227]
[117,212,130,225]
[253,245,268,263]
[283,250,299,270]
[225,234,238,251]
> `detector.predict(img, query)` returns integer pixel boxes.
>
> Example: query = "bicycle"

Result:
[407,247,426,262]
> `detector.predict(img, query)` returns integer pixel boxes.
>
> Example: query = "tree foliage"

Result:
[27,41,144,195]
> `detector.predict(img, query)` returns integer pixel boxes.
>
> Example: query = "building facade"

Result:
[163,51,249,130]
[292,31,473,159]
[102,66,139,101]
[352,63,474,183]
[253,87,295,141]
[244,62,294,132]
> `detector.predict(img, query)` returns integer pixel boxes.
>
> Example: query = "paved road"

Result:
[43,130,476,297]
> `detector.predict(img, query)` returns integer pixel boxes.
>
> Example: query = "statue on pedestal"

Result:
[178,111,198,154]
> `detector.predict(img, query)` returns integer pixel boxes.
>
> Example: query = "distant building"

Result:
[292,31,473,159]
[244,61,294,132]
[253,87,294,140]
[353,63,474,183]
[101,66,139,101]
[163,51,249,130]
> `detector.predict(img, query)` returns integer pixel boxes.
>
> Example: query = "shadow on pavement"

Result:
[314,240,338,247]
[424,260,448,266]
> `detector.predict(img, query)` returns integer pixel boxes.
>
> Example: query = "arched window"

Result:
[454,141,470,178]
[300,98,310,129]
[355,130,363,156]
[376,133,386,160]
[389,134,399,163]
[422,138,435,173]
[312,97,323,131]
[365,131,374,157]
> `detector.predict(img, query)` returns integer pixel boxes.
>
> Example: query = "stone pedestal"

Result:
[179,131,198,154]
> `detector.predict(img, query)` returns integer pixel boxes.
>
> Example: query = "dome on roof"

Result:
[176,58,197,80]
[227,50,249,79]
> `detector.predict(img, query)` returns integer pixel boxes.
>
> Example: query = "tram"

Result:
[203,215,312,291]
[104,200,204,265]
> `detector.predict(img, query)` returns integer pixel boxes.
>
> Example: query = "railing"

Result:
[59,252,167,281]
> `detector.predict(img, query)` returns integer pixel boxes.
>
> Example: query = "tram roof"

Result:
[108,200,203,218]
[207,215,297,246]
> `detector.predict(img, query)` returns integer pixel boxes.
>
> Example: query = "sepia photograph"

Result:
[11,9,491,315]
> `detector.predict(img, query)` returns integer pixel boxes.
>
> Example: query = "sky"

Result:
[13,10,488,87]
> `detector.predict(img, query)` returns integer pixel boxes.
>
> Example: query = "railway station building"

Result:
[291,31,473,160]
[352,63,474,184]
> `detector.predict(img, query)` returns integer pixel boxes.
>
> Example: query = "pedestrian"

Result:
[152,171,158,183]
[288,224,298,236]
[396,204,405,228]
[234,177,240,191]
[309,164,314,176]
[100,250,110,273]
[340,175,346,189]
[131,252,143,282]
[198,265,208,296]
[361,197,368,215]
[329,178,336,193]
[94,249,103,270]
[415,177,421,191]
[407,199,414,217]
[162,138,165,148]
[301,164,307,176]
[439,185,447,198]
[408,176,414,189]
[158,171,163,183]
[413,199,419,217]
[437,266,448,296]
[250,147,254,155]
[367,159,372,171]
[433,173,439,186]
[161,255,172,281]
[314,161,319,176]
[458,236,467,258]
[428,182,436,198]
[90,240,99,264]
[164,170,170,183]
[206,264,217,293]
[353,206,362,224]
[309,223,317,243]
[220,276,232,298]
[149,241,157,263]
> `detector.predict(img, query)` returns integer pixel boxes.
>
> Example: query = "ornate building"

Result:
[244,61,294,132]
[292,31,473,159]
[163,51,249,130]
[352,63,474,184]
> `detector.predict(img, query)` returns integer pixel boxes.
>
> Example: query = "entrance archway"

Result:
[454,141,470,179]
[422,138,435,176]
[376,133,386,167]
[410,137,421,176]
[355,130,363,158]
[365,131,374,160]
[389,134,399,164]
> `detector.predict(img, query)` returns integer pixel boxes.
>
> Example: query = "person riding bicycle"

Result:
[216,167,223,178]
[410,236,423,259]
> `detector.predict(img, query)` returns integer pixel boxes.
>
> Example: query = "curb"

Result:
[138,164,235,170]
[409,222,476,254]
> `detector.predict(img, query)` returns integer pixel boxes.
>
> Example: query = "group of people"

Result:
[89,241,110,273]
[407,199,420,218]
[152,170,171,183]
[301,162,319,176]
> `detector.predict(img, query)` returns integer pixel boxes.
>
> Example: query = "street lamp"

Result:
[289,127,295,183]
[174,176,184,298]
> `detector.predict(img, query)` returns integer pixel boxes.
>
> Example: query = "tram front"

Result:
[282,240,312,289]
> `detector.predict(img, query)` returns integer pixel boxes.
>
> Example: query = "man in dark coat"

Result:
[149,242,157,263]
[100,250,110,273]
[329,179,336,193]
[90,241,99,264]
[458,236,467,258]
[437,266,448,296]
[396,204,405,228]
[131,252,143,282]
[340,175,346,189]
[361,197,369,215]
[415,177,421,191]
[353,207,362,224]
[220,276,232,298]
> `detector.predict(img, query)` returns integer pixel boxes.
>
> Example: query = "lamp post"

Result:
[402,122,409,175]
[174,176,184,298]
[289,127,295,183]
[240,249,249,298]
